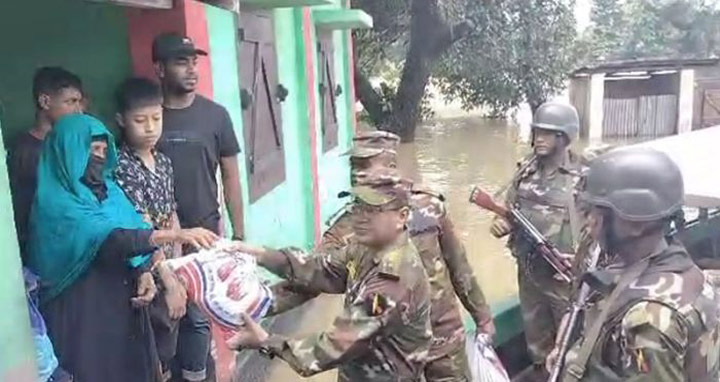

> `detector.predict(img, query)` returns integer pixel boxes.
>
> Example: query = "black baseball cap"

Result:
[152,33,208,62]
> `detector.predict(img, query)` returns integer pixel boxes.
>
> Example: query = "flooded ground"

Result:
[262,115,527,382]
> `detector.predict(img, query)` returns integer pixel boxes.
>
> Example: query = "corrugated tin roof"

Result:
[572,57,720,76]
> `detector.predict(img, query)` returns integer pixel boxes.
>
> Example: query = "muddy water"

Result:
[397,117,528,303]
[265,117,528,382]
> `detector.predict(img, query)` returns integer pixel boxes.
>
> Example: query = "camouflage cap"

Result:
[343,168,411,207]
[347,147,398,159]
[344,131,401,158]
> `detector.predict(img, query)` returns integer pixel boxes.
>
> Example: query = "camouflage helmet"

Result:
[580,147,684,222]
[531,102,579,142]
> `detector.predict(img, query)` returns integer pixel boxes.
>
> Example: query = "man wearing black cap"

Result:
[152,32,244,382]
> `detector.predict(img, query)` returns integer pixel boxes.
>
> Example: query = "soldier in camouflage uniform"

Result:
[351,168,496,381]
[265,132,403,314]
[556,147,720,382]
[228,180,432,382]
[490,102,583,376]
[322,131,401,251]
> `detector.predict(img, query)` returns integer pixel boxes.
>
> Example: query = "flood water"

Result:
[397,117,528,303]
[263,115,528,382]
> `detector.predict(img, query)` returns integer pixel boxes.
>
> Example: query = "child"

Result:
[113,77,187,382]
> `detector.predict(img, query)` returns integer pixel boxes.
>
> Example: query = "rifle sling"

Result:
[562,240,667,381]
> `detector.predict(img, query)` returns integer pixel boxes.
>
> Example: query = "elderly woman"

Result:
[27,114,217,382]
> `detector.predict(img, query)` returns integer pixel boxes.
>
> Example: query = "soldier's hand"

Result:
[230,240,268,257]
[478,319,496,339]
[227,313,269,350]
[490,216,512,238]
[546,345,561,374]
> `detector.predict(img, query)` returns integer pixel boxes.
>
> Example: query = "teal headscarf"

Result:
[27,114,152,300]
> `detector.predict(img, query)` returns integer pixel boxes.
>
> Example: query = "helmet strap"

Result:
[604,211,669,258]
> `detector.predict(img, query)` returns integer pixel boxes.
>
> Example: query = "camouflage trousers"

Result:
[424,337,471,382]
[517,259,571,366]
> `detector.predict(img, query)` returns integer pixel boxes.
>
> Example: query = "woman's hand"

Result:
[478,318,497,339]
[131,272,157,308]
[177,228,219,249]
[164,280,188,320]
[156,262,187,320]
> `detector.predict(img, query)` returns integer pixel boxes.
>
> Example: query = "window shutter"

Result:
[318,32,339,152]
[238,10,286,202]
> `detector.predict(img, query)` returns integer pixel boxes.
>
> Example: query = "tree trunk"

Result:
[354,69,386,127]
[354,0,472,142]
[383,33,434,141]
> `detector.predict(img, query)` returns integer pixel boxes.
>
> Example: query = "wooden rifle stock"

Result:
[469,186,573,283]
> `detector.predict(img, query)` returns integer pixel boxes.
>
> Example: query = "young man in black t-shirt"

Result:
[152,33,245,382]
[8,67,83,259]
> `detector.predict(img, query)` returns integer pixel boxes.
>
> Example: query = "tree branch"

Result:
[354,68,387,127]
[429,20,475,58]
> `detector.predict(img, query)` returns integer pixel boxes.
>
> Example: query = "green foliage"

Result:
[582,0,720,61]
[434,0,577,116]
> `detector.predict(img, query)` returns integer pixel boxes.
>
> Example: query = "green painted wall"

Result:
[207,4,355,246]
[308,1,354,229]
[0,120,36,381]
[0,2,131,378]
[206,5,316,249]
[313,5,354,228]
[0,0,132,145]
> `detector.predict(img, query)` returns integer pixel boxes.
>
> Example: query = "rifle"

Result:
[547,244,601,382]
[469,186,573,283]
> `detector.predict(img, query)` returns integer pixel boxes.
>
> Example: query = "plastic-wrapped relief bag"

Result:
[163,240,274,335]
[466,333,511,382]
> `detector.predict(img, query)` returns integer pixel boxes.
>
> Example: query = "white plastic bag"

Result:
[466,333,511,382]
[163,240,274,335]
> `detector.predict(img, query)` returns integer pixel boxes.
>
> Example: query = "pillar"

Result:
[677,69,695,134]
[588,73,605,141]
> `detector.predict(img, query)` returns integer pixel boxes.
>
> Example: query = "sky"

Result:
[575,0,592,31]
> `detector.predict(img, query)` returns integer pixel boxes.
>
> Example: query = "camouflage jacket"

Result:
[409,187,492,360]
[258,233,432,381]
[505,153,582,274]
[270,189,492,361]
[321,206,354,252]
[267,207,354,315]
[561,239,720,382]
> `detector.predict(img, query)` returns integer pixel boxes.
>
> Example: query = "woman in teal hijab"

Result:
[27,114,217,382]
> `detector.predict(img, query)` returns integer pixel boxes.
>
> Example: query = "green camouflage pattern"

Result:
[351,131,401,150]
[344,131,400,159]
[269,171,492,381]
[423,336,472,382]
[258,233,432,381]
[517,258,572,364]
[504,153,582,364]
[506,154,581,258]
[561,240,720,382]
[409,186,492,366]
[322,209,354,252]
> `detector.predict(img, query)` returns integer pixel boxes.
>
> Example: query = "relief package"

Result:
[164,240,274,334]
[466,333,511,382]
